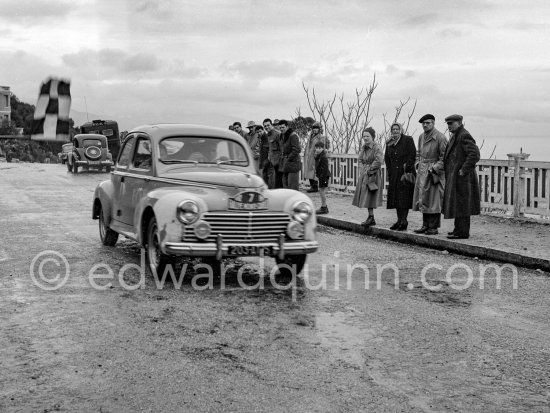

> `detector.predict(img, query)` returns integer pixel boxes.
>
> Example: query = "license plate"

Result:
[228,199,267,210]
[88,161,100,165]
[228,245,273,256]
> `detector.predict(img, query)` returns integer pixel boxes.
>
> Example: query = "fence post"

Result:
[507,150,530,217]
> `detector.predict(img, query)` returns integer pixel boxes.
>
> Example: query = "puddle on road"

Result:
[314,311,375,367]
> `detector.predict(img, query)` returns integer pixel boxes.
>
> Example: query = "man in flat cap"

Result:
[412,114,448,235]
[442,114,481,239]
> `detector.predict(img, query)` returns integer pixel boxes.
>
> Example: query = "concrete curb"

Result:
[317,216,550,271]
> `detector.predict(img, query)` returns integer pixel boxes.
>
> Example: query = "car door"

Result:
[122,135,153,229]
[111,134,136,228]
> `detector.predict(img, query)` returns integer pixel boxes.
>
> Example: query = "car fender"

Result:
[134,189,209,247]
[93,180,115,223]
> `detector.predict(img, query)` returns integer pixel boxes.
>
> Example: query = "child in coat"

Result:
[314,141,330,214]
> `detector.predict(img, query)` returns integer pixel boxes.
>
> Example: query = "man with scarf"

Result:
[412,114,448,235]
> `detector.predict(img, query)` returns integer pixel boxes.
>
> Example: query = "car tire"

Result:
[275,254,307,279]
[99,208,119,246]
[67,162,72,172]
[146,216,175,278]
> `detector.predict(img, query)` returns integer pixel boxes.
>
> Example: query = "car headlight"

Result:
[177,200,200,224]
[291,200,313,223]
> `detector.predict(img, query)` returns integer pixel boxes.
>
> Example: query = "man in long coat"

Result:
[303,122,330,193]
[442,114,481,239]
[412,114,448,235]
[278,119,302,190]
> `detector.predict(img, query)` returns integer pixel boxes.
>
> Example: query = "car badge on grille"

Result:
[228,191,268,210]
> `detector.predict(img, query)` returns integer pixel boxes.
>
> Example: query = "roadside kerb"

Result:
[317,216,550,272]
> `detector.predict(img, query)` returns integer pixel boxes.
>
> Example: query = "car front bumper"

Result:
[164,235,319,260]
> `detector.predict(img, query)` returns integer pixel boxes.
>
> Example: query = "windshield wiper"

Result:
[160,159,198,164]
[217,159,248,165]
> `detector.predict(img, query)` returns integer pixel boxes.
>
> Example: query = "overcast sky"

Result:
[1,0,549,159]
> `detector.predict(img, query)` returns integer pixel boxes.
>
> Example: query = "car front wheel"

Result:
[275,254,307,278]
[99,208,119,246]
[146,216,175,278]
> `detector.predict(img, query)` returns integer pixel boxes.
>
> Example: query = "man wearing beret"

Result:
[412,114,448,235]
[442,114,481,239]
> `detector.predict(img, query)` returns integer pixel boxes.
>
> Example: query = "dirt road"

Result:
[1,163,549,412]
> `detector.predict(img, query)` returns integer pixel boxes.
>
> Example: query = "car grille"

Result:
[183,212,290,243]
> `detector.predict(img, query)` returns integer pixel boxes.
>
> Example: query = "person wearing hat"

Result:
[412,114,448,235]
[303,121,330,193]
[263,118,283,189]
[256,124,270,183]
[442,114,481,239]
[245,121,260,172]
[278,119,302,190]
[384,122,417,231]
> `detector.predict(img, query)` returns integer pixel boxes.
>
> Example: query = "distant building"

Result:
[0,86,11,125]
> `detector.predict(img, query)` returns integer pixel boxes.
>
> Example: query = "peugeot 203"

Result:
[92,124,319,277]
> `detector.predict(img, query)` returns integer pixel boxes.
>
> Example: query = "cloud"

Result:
[62,49,159,73]
[439,28,464,37]
[399,13,440,27]
[221,60,298,81]
[0,0,75,25]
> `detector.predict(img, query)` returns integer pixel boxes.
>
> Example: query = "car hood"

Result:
[159,167,265,189]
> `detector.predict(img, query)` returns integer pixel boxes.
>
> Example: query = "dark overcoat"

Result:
[280,128,302,173]
[384,134,416,209]
[442,126,481,218]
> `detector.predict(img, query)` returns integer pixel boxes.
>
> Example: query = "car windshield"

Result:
[158,136,249,166]
[82,139,104,148]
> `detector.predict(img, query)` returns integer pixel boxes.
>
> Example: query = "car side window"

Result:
[117,136,135,168]
[131,138,152,171]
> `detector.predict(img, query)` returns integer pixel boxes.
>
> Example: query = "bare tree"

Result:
[302,75,378,154]
[380,98,417,151]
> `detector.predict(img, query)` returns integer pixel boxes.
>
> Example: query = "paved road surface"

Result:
[1,163,549,412]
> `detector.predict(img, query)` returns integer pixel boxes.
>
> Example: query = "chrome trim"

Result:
[164,240,319,258]
[111,171,218,189]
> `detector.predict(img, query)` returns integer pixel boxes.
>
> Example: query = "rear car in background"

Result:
[80,119,121,160]
[58,142,74,164]
[67,134,113,173]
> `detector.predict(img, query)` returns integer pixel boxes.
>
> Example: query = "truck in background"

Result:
[79,120,121,160]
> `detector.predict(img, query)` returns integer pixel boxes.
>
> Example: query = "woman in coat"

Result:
[352,127,384,226]
[384,122,416,230]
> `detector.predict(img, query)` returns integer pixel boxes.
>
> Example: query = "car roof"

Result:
[128,124,245,143]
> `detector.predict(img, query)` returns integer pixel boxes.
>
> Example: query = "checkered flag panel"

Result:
[31,77,71,142]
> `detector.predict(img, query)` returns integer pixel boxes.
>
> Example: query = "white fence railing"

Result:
[313,154,550,219]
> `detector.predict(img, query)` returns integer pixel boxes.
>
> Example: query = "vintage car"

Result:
[58,142,74,164]
[92,124,319,277]
[67,134,113,173]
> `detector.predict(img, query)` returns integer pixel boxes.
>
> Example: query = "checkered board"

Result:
[31,78,71,141]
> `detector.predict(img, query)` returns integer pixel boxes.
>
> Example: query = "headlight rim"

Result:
[176,200,200,224]
[291,200,313,223]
